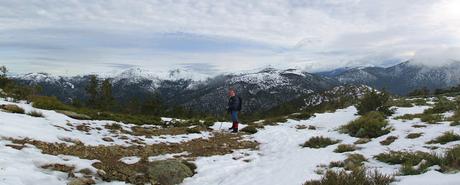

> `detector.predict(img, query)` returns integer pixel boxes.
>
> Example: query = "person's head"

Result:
[228,88,236,97]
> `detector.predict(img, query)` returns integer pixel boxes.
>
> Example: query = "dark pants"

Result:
[231,111,239,129]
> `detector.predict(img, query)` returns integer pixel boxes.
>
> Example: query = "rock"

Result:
[0,104,25,114]
[102,137,114,142]
[67,178,95,185]
[147,160,194,185]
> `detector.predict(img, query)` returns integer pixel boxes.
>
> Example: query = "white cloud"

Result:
[0,0,459,75]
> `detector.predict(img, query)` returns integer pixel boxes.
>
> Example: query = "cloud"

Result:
[411,47,460,67]
[0,0,459,75]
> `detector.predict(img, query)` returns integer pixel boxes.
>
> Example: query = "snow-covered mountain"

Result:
[319,61,460,95]
[12,67,338,115]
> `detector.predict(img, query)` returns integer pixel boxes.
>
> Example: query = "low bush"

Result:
[241,125,258,134]
[27,110,44,117]
[302,136,340,149]
[334,144,357,153]
[356,90,393,116]
[380,136,398,146]
[395,113,443,124]
[375,151,440,175]
[0,104,25,114]
[343,153,367,170]
[29,96,72,110]
[304,167,394,185]
[441,145,460,172]
[340,111,391,138]
[389,99,413,107]
[185,127,202,134]
[354,138,371,145]
[427,131,460,145]
[424,97,457,114]
[406,133,423,139]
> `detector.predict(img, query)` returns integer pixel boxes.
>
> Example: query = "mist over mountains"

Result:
[12,61,460,115]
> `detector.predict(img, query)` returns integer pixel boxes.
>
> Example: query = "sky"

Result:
[1,0,460,77]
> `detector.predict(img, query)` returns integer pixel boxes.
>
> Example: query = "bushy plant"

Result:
[341,111,391,138]
[406,132,423,139]
[334,144,357,153]
[375,151,440,175]
[441,145,460,172]
[304,167,394,185]
[241,125,258,134]
[302,136,340,148]
[356,90,393,116]
[29,96,72,110]
[424,97,457,114]
[27,110,44,117]
[389,98,413,107]
[427,131,460,145]
[380,136,398,146]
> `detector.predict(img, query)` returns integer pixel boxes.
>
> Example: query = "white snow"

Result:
[0,98,209,147]
[148,152,190,162]
[184,105,460,185]
[119,156,141,165]
[1,95,460,185]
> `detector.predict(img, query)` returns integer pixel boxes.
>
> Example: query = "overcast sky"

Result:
[1,0,460,76]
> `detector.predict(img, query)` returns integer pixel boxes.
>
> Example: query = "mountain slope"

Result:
[12,68,339,115]
[323,61,460,95]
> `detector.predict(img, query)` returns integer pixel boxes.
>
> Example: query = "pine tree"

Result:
[0,66,9,88]
[100,78,115,110]
[356,89,392,116]
[86,75,99,108]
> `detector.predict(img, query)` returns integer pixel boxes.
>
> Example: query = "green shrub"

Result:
[375,150,440,175]
[27,110,44,117]
[302,136,340,148]
[241,125,258,134]
[289,112,313,121]
[185,127,201,134]
[30,96,72,110]
[441,145,460,172]
[334,144,357,153]
[304,168,394,185]
[406,133,423,139]
[1,104,25,114]
[389,99,413,107]
[412,98,428,106]
[380,136,398,146]
[356,90,393,116]
[354,138,371,145]
[341,111,391,138]
[395,112,443,124]
[376,146,460,175]
[427,131,460,145]
[420,113,444,124]
[343,153,367,170]
[448,110,460,125]
[424,97,457,114]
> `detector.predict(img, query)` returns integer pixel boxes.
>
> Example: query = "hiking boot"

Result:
[232,128,238,133]
[228,127,234,130]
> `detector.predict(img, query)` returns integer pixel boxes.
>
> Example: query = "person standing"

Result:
[227,88,242,133]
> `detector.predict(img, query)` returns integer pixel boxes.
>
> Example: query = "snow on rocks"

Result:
[148,152,190,162]
[119,156,141,165]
